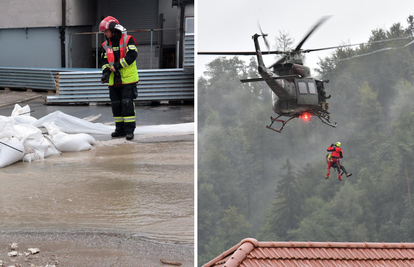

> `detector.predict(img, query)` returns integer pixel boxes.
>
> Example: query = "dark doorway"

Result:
[161,46,176,69]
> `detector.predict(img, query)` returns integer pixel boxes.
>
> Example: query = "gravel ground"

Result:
[0,231,194,267]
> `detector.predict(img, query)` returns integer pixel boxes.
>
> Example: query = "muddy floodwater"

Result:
[0,138,194,245]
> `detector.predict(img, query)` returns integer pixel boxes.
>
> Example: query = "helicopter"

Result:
[198,16,414,132]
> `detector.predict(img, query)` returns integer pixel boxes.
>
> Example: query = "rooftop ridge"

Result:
[259,241,414,249]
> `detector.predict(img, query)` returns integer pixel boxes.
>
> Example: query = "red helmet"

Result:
[99,16,119,32]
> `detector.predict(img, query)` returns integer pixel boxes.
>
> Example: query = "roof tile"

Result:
[203,239,414,267]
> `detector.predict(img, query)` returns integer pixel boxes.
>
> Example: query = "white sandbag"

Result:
[0,116,16,140]
[43,139,61,158]
[44,122,96,152]
[0,137,25,168]
[11,104,38,125]
[12,115,38,125]
[11,104,30,117]
[22,146,44,162]
[13,124,52,160]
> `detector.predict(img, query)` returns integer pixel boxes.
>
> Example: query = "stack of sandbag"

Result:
[0,115,60,167]
[0,104,97,168]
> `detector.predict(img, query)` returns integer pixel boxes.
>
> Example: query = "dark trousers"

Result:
[109,83,137,134]
[331,161,348,175]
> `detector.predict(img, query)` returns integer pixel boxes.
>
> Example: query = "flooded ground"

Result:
[0,91,195,266]
[0,139,194,244]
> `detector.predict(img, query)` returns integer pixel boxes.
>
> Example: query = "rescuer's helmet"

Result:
[336,142,341,147]
[99,16,126,32]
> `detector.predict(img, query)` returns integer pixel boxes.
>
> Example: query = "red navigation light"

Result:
[300,113,311,122]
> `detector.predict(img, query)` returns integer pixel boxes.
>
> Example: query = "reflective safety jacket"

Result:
[327,145,343,159]
[102,34,139,86]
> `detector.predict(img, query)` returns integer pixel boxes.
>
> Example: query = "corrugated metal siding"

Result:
[46,68,193,104]
[183,34,194,73]
[0,67,59,90]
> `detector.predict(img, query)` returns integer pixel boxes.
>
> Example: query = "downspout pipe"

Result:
[59,0,66,68]
[179,1,186,68]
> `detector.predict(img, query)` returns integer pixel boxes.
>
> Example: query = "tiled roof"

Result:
[202,238,414,267]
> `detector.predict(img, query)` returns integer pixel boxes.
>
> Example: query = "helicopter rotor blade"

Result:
[258,21,270,51]
[293,15,331,52]
[338,38,414,61]
[301,36,412,53]
[267,16,331,69]
[197,50,286,56]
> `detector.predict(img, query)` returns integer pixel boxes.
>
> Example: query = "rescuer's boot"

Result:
[111,131,126,138]
[338,175,342,181]
[126,133,134,140]
[325,175,329,179]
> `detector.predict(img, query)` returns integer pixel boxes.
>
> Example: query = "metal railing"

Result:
[69,28,179,70]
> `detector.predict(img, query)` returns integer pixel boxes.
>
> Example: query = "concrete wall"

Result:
[0,27,61,67]
[159,1,178,29]
[66,0,96,26]
[0,0,95,29]
[159,0,179,46]
[0,0,185,69]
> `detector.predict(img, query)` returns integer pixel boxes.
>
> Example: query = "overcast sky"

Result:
[196,0,414,78]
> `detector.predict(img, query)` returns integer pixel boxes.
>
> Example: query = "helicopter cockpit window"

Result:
[298,81,308,94]
[308,82,316,94]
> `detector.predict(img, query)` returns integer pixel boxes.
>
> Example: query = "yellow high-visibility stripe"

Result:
[113,46,120,51]
[102,64,110,70]
[114,116,123,122]
[123,115,135,123]
[120,58,128,68]
[127,45,137,51]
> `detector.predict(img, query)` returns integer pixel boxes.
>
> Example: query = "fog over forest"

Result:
[198,15,414,266]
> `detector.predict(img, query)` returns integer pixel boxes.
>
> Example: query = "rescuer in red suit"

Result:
[326,142,350,181]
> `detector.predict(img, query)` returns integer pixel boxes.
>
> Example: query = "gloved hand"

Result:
[331,144,335,147]
[113,72,122,88]
[101,72,109,84]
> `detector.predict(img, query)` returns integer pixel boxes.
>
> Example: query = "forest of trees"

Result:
[198,15,414,266]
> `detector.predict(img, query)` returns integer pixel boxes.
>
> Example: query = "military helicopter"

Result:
[198,17,413,132]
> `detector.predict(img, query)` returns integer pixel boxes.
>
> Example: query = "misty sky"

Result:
[196,0,414,78]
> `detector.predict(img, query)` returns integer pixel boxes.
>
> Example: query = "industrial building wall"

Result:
[0,0,95,28]
[0,27,61,68]
[0,0,182,69]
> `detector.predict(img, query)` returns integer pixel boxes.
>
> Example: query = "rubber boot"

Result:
[111,122,126,138]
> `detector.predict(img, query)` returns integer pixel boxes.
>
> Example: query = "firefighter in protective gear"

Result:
[100,16,139,140]
[326,142,347,181]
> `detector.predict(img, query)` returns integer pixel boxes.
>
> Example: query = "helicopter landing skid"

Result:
[316,112,337,128]
[266,115,297,133]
